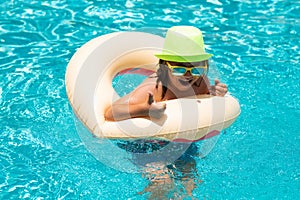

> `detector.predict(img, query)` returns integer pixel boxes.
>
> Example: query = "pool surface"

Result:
[1,0,299,199]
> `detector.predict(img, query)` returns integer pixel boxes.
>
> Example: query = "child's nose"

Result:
[184,69,192,76]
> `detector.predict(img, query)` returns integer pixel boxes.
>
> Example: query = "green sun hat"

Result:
[155,26,213,63]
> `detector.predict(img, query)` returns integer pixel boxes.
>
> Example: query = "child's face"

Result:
[165,61,207,94]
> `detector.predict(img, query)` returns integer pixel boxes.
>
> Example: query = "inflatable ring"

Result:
[66,31,241,142]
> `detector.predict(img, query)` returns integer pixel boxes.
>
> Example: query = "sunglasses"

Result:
[166,62,207,77]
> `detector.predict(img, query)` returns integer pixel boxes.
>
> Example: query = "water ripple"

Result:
[0,0,300,199]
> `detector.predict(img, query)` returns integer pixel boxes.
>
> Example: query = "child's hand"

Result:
[214,79,228,97]
[147,92,166,119]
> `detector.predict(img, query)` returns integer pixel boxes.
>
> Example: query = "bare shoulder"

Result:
[135,77,157,90]
[113,77,158,105]
[130,77,157,103]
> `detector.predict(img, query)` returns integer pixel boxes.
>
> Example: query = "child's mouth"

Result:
[179,77,194,85]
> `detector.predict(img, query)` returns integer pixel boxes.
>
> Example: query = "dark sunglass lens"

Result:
[191,68,204,76]
[172,67,186,76]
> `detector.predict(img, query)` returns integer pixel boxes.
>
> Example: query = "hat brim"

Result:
[155,53,213,62]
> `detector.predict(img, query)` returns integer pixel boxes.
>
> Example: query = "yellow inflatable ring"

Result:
[65,32,241,142]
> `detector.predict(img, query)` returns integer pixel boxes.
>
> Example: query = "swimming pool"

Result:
[1,0,299,199]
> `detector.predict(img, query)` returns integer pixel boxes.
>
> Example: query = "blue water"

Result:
[1,0,300,199]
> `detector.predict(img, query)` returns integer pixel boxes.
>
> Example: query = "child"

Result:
[105,26,227,121]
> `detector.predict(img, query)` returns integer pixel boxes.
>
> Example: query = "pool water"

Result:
[1,0,299,199]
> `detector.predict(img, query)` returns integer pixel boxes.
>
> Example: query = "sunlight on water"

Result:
[0,0,299,199]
